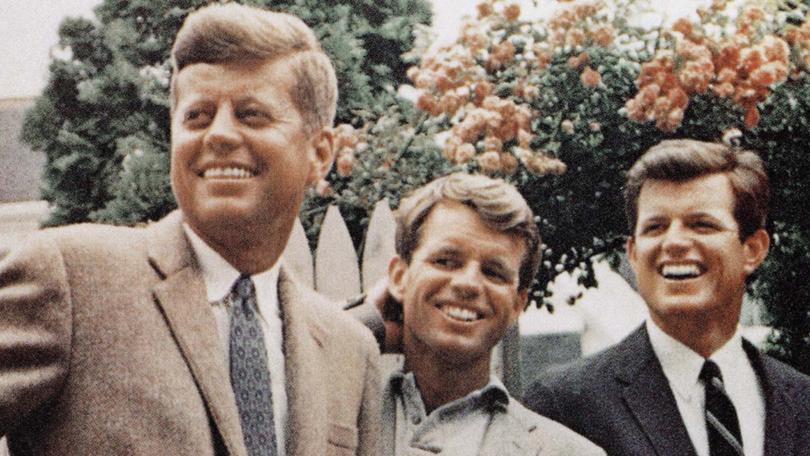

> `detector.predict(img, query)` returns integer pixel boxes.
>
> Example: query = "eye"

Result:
[183,108,212,127]
[641,222,664,235]
[237,107,271,126]
[692,220,719,232]
[431,256,460,269]
[483,265,510,283]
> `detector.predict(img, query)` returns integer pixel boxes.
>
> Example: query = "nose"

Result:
[204,109,241,154]
[661,222,691,255]
[450,263,483,300]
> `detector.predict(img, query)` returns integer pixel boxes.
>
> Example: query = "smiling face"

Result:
[627,173,769,342]
[389,201,528,370]
[170,58,333,268]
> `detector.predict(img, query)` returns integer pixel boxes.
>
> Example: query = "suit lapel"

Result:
[616,325,698,456]
[744,341,797,455]
[147,211,247,456]
[278,268,329,456]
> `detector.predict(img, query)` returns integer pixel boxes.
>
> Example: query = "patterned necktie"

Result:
[700,360,743,456]
[229,275,278,456]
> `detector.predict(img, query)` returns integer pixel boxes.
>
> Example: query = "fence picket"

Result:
[361,199,397,291]
[314,205,362,302]
[282,218,314,287]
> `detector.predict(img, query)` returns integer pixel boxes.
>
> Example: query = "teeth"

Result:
[203,167,254,179]
[661,264,701,279]
[442,305,481,322]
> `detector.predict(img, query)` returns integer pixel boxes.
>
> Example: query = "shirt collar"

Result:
[389,370,510,411]
[182,224,281,317]
[647,318,744,400]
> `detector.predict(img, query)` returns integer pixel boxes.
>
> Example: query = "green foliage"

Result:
[312,0,810,375]
[300,99,457,251]
[22,0,431,226]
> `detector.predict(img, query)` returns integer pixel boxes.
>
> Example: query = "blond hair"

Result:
[395,173,541,291]
[170,3,337,133]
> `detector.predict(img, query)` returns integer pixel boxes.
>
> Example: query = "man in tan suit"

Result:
[0,4,379,455]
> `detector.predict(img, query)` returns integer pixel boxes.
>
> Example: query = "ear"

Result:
[306,127,334,186]
[509,288,529,325]
[626,235,638,271]
[387,255,408,304]
[742,228,770,275]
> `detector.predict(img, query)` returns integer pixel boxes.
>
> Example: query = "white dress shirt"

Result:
[183,224,287,456]
[647,319,765,456]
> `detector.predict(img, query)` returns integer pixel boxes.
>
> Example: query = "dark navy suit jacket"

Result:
[524,324,810,456]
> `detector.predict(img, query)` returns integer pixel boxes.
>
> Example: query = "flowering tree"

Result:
[308,0,810,373]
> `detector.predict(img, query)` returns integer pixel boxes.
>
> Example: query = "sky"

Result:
[0,0,702,99]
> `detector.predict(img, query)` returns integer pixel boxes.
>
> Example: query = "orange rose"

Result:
[580,67,601,88]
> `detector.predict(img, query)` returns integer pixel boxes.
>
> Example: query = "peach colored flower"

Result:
[716,43,741,69]
[716,67,737,84]
[566,29,586,47]
[504,3,521,21]
[517,129,533,148]
[474,81,494,105]
[489,40,516,69]
[456,142,477,164]
[744,106,761,129]
[625,98,646,122]
[478,151,502,173]
[483,136,503,152]
[561,119,575,134]
[672,18,693,37]
[336,153,354,177]
[567,52,590,70]
[591,26,614,47]
[439,93,463,116]
[740,47,764,74]
[416,92,438,115]
[477,1,494,18]
[639,84,661,105]
[667,87,689,110]
[589,122,601,132]
[580,66,601,88]
[656,108,683,132]
[713,82,735,97]
[535,49,551,69]
[500,152,519,175]
[763,36,789,62]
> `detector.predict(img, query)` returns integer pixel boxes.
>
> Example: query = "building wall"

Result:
[0,97,45,203]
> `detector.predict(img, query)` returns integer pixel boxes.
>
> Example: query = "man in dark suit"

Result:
[0,4,379,455]
[524,139,810,456]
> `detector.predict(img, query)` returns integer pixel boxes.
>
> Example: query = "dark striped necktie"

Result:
[229,275,278,456]
[700,360,743,456]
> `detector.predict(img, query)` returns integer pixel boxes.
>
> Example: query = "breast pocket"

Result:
[327,422,358,456]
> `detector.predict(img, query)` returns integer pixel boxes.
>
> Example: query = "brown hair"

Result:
[624,139,770,240]
[170,3,337,134]
[395,173,541,291]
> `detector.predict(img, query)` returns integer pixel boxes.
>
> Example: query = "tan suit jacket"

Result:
[0,210,380,455]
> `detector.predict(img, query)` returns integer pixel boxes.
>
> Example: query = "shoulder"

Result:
[2,223,146,274]
[757,350,810,401]
[281,269,378,354]
[504,399,606,455]
[523,327,649,413]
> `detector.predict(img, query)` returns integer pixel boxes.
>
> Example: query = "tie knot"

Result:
[700,359,723,384]
[233,275,255,299]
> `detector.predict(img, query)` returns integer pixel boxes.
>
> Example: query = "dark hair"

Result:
[395,173,541,291]
[624,139,770,240]
[170,3,337,134]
